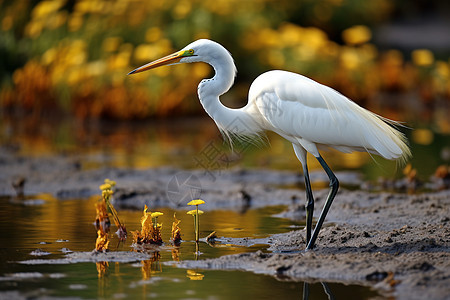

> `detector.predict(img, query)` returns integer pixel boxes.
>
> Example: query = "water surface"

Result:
[1,117,447,181]
[0,194,379,299]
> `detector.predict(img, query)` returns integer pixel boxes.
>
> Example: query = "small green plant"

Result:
[95,179,122,252]
[151,211,163,230]
[187,199,205,242]
[99,179,127,240]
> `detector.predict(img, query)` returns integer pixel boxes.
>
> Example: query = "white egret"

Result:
[128,39,411,250]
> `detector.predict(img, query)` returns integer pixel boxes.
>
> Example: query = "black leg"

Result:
[303,164,314,244]
[302,282,309,300]
[306,155,339,250]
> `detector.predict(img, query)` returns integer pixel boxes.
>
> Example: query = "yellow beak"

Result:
[127,51,184,75]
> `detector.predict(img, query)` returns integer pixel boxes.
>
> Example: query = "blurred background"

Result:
[0,0,449,180]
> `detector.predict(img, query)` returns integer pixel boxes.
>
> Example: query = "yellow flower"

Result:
[412,128,434,145]
[187,210,204,215]
[187,199,205,206]
[151,212,164,218]
[102,190,113,197]
[342,25,372,45]
[412,49,434,67]
[187,200,205,242]
[99,183,111,191]
[104,179,116,187]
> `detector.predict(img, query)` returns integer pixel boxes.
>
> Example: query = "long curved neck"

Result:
[197,52,259,137]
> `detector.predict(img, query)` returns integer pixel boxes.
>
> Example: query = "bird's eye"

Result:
[188,49,194,55]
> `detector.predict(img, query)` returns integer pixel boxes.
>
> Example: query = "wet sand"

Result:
[1,149,449,300]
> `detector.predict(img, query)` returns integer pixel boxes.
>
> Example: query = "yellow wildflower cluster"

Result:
[94,181,111,252]
[95,180,113,240]
[95,179,126,251]
[95,190,210,249]
[1,0,448,122]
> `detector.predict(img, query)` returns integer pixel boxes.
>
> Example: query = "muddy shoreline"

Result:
[1,149,449,300]
[171,188,450,300]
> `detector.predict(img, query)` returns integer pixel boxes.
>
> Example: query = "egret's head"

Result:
[127,39,229,75]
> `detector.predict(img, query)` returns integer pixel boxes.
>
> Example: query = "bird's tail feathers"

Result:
[359,110,411,165]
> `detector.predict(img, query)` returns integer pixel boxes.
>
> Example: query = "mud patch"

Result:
[19,251,154,265]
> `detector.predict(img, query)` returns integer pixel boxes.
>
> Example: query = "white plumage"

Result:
[128,39,411,250]
[248,70,410,161]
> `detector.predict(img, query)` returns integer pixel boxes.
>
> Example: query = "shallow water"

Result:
[0,194,379,299]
